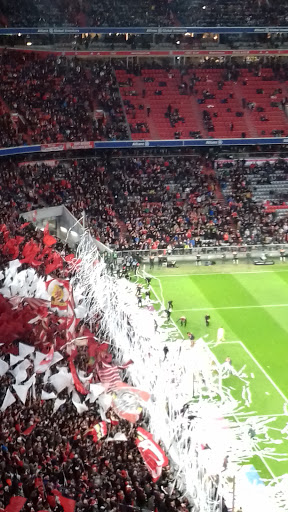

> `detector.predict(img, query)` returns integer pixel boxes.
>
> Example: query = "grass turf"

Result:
[147,261,288,480]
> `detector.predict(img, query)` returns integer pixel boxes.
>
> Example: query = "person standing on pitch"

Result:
[216,327,225,345]
[280,248,286,262]
[168,300,173,309]
[165,309,171,322]
[205,314,210,327]
[178,315,187,327]
[232,251,238,264]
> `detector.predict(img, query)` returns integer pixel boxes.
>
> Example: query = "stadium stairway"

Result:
[105,181,128,240]
[231,83,258,138]
[209,164,238,235]
[185,93,209,138]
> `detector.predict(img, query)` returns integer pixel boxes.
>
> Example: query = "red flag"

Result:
[20,222,30,229]
[135,427,168,482]
[4,496,27,512]
[43,222,49,236]
[69,358,89,395]
[52,490,76,512]
[43,223,57,246]
[22,423,36,436]
[65,254,75,262]
[43,234,57,246]
[45,253,63,274]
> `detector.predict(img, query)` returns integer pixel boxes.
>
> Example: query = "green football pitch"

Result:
[146,261,288,481]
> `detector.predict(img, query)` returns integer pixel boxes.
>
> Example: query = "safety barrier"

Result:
[1,26,288,34]
[1,137,288,157]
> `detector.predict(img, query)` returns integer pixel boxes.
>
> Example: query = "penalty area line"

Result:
[173,304,288,312]
[239,341,288,404]
[214,339,288,404]
[152,269,288,278]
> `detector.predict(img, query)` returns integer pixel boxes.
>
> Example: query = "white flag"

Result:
[43,368,51,384]
[13,383,30,405]
[72,399,88,415]
[0,359,9,377]
[53,398,66,414]
[10,359,31,384]
[1,388,16,412]
[41,390,57,400]
[10,354,24,367]
[107,432,128,442]
[34,350,63,373]
[87,383,105,403]
[19,343,35,359]
[49,371,73,394]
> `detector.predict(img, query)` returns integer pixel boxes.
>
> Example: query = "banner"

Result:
[135,427,169,482]
[46,279,71,310]
[1,26,288,35]
[41,141,94,152]
[18,159,59,167]
[85,421,107,442]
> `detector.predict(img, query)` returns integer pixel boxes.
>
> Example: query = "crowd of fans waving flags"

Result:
[0,219,170,512]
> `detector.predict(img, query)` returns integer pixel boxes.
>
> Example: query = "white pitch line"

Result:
[173,304,288,312]
[142,269,185,341]
[236,413,288,418]
[238,341,288,404]
[214,339,288,403]
[153,269,288,278]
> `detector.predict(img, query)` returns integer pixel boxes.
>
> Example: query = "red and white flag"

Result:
[135,427,169,482]
[39,346,54,366]
[46,279,71,311]
[85,421,107,442]
[97,360,133,392]
[69,358,89,395]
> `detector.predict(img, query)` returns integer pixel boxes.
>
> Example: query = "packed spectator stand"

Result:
[0,2,288,510]
[0,51,129,147]
[1,0,288,27]
[0,154,287,251]
[217,158,288,244]
[0,215,194,512]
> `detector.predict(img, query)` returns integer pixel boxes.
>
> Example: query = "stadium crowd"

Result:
[0,0,173,27]
[108,155,234,249]
[0,154,287,250]
[1,0,288,27]
[0,215,193,512]
[1,53,288,146]
[0,51,129,146]
[217,159,288,244]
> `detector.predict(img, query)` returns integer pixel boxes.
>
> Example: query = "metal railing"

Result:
[116,243,288,261]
